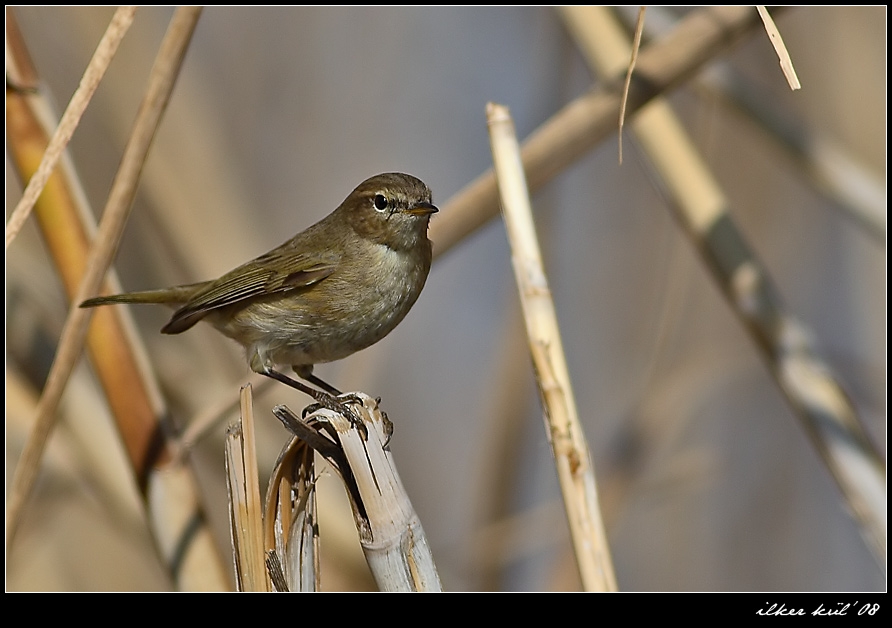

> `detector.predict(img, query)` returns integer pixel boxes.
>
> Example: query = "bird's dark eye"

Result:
[373,193,389,212]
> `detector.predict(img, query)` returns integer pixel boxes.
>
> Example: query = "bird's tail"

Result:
[80,282,206,309]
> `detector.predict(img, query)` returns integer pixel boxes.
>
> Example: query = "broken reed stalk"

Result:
[5,7,230,590]
[225,384,271,592]
[558,5,886,567]
[227,385,323,592]
[275,395,442,592]
[486,102,617,592]
[264,435,319,592]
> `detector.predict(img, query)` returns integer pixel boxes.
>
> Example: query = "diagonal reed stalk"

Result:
[612,6,884,243]
[430,6,777,260]
[5,6,136,250]
[6,7,230,590]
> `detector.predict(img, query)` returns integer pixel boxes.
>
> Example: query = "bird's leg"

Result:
[261,367,333,405]
[261,366,367,439]
[293,364,365,409]
[301,371,342,396]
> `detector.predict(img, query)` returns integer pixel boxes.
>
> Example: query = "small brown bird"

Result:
[81,172,437,411]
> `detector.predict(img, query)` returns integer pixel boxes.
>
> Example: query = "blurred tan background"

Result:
[6,6,885,591]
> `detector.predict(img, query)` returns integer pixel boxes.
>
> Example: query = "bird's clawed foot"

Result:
[263,368,394,442]
[300,393,368,440]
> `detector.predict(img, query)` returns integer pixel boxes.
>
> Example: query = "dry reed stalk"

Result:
[486,102,617,592]
[5,6,136,249]
[264,436,319,591]
[225,385,271,592]
[228,390,323,592]
[430,5,774,260]
[274,396,442,592]
[756,6,801,90]
[614,6,884,243]
[5,7,230,590]
[558,5,885,565]
[618,6,645,165]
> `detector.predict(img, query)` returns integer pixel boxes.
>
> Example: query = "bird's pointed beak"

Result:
[403,201,438,216]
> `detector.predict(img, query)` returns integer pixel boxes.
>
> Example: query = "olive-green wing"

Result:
[161,249,337,334]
